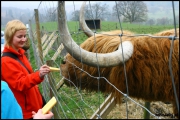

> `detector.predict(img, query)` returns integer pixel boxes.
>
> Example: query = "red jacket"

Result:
[1,46,44,119]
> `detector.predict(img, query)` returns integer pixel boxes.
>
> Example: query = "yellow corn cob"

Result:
[42,96,57,114]
[49,67,60,72]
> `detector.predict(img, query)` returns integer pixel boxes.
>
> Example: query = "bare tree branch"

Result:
[113,1,148,23]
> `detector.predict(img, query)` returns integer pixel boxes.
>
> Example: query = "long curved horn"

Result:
[79,1,94,37]
[57,1,133,67]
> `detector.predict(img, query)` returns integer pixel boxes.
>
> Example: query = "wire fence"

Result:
[26,1,179,119]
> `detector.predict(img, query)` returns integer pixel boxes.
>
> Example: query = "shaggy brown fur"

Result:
[60,28,179,117]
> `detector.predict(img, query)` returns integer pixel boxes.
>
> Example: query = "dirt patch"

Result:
[106,98,177,119]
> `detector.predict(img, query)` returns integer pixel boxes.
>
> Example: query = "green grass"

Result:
[34,21,178,35]
[56,86,106,118]
[101,22,176,34]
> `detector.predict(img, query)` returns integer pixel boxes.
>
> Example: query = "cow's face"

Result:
[60,53,113,92]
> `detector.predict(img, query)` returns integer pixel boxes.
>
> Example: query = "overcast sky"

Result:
[2,1,44,10]
[1,1,98,11]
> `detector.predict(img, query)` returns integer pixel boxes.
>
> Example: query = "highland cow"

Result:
[60,28,179,117]
[58,1,179,118]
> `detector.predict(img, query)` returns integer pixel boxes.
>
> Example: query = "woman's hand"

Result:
[39,65,50,79]
[32,109,54,119]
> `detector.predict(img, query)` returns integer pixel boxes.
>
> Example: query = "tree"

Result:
[71,2,110,21]
[70,10,80,21]
[8,9,14,19]
[113,1,148,23]
[46,7,57,22]
[39,13,47,23]
[156,17,170,25]
[85,2,110,20]
[146,19,155,25]
[19,13,29,24]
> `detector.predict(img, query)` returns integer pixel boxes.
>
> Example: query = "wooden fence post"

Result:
[90,94,116,119]
[143,102,150,119]
[34,9,43,63]
[46,60,61,119]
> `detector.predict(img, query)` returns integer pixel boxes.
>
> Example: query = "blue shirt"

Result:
[1,81,23,119]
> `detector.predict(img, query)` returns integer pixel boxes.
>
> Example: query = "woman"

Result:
[1,19,50,119]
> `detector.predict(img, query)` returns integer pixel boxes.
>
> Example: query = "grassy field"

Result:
[32,21,178,35]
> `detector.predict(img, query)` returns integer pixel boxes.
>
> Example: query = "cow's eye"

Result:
[61,59,66,64]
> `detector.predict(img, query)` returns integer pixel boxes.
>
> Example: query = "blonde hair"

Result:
[4,19,27,47]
